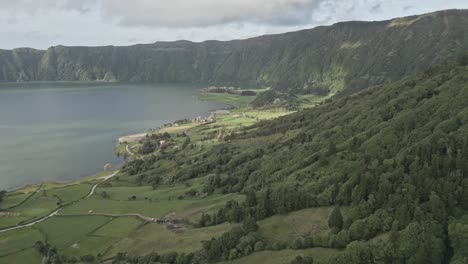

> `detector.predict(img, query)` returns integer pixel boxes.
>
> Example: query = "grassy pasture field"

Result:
[105,222,235,257]
[61,183,244,222]
[198,92,256,108]
[257,207,333,244]
[0,171,116,230]
[297,94,332,109]
[115,143,128,156]
[0,173,246,262]
[0,212,236,262]
[212,108,290,130]
[35,216,111,250]
[93,217,143,240]
[0,216,142,262]
[0,227,43,257]
[0,248,42,264]
[158,123,199,134]
[219,248,340,264]
[0,182,95,229]
[0,191,335,263]
[46,183,94,205]
[0,192,58,229]
[0,191,33,210]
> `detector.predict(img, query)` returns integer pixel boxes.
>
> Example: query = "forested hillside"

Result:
[1,9,468,96]
[117,60,468,263]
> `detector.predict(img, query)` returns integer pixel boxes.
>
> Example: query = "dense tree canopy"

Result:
[120,61,468,263]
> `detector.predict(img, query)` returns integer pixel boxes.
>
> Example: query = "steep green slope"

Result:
[1,9,468,96]
[119,60,468,263]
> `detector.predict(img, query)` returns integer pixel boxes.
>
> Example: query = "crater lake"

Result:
[0,82,227,190]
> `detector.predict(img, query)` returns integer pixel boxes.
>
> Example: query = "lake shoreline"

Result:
[3,87,232,193]
[0,83,228,192]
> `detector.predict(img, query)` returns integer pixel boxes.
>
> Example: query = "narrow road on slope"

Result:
[85,171,119,199]
[126,144,136,157]
[0,171,119,233]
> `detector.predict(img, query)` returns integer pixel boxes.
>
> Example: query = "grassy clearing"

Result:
[99,179,207,200]
[59,176,243,220]
[61,189,243,221]
[93,217,143,238]
[0,217,31,229]
[177,195,243,224]
[33,215,133,257]
[199,89,327,111]
[0,182,96,229]
[64,217,141,257]
[1,212,234,260]
[257,207,333,244]
[158,123,198,134]
[0,192,58,229]
[213,108,290,129]
[0,171,117,230]
[115,143,128,156]
[63,235,116,257]
[36,215,143,257]
[220,248,340,264]
[0,248,42,264]
[0,227,43,256]
[47,183,93,204]
[106,222,235,257]
[297,94,332,109]
[198,93,255,108]
[35,215,111,251]
[0,216,145,261]
[0,192,33,210]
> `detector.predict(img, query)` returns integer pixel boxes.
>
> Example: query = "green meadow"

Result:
[257,207,333,244]
[0,89,335,263]
[219,248,340,264]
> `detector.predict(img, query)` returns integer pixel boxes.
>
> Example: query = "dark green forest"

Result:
[1,10,468,96]
[115,59,468,264]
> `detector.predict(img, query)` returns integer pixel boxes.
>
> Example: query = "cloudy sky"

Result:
[1,0,467,49]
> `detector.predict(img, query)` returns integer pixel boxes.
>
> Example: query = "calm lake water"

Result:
[0,82,227,190]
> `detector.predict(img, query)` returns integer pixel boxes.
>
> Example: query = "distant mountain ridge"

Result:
[1,9,468,95]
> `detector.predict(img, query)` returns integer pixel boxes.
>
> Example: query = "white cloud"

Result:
[2,0,468,29]
[0,0,468,49]
[0,0,93,14]
[100,0,323,27]
[0,0,326,27]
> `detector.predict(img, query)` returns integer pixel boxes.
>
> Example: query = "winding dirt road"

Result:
[126,144,136,157]
[0,171,119,233]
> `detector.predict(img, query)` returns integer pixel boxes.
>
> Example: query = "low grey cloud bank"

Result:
[2,0,329,27]
[3,0,468,28]
[1,0,468,49]
[100,0,324,27]
[1,0,93,14]
[3,0,401,28]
